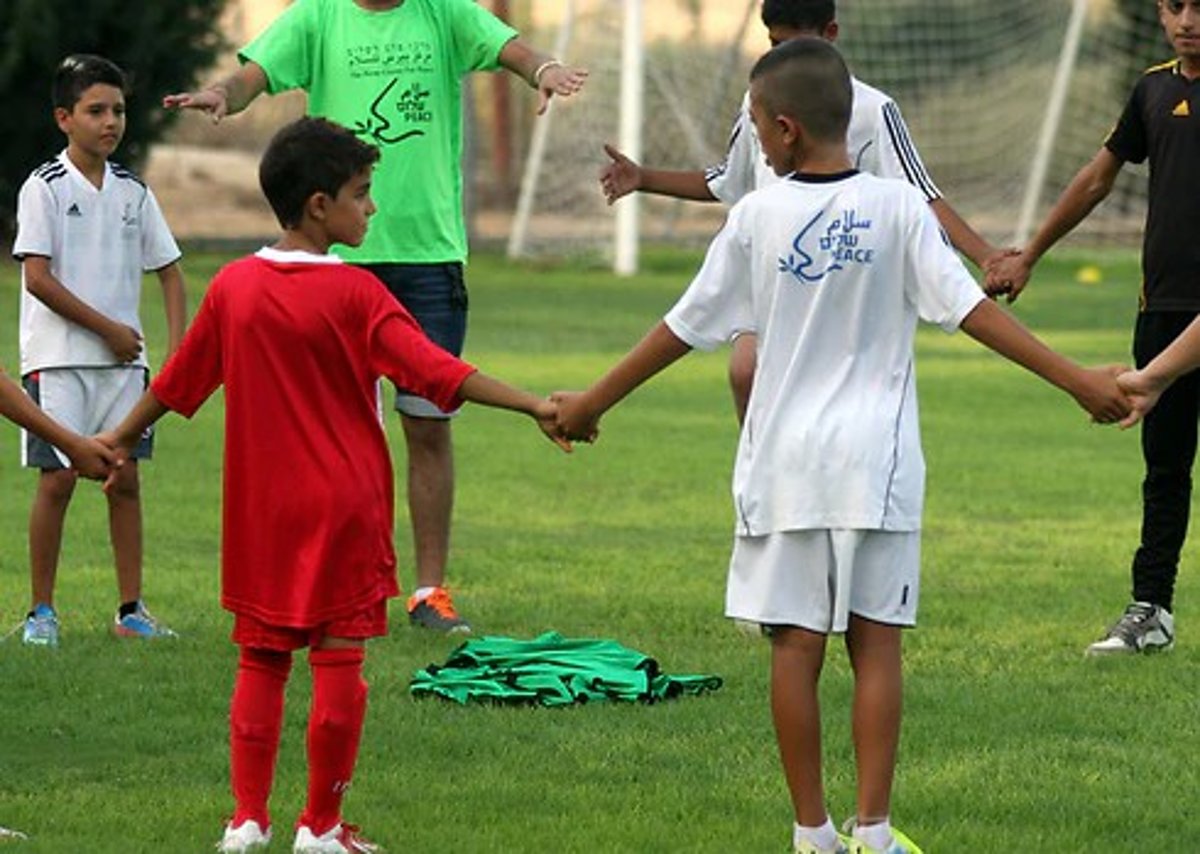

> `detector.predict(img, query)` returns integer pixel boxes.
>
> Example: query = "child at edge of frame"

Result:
[12,53,188,648]
[552,37,1130,854]
[100,115,571,854]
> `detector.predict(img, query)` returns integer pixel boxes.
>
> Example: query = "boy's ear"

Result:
[53,106,72,132]
[306,191,332,222]
[777,113,801,144]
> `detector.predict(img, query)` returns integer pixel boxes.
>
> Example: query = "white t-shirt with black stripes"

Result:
[705,78,942,205]
[665,172,983,535]
[12,151,181,374]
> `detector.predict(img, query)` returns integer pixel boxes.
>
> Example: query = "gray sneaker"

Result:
[1085,602,1174,656]
[406,588,471,633]
[22,603,59,647]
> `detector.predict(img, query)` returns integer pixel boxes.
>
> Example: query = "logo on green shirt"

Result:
[353,79,432,145]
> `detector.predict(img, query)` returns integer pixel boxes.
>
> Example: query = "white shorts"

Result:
[726,529,920,634]
[21,367,152,469]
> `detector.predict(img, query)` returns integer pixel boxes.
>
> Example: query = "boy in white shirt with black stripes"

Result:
[556,38,1129,854]
[11,54,187,647]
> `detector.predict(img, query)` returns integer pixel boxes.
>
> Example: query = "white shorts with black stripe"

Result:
[726,529,920,634]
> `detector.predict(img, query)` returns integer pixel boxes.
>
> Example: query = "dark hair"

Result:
[53,54,127,111]
[761,0,836,32]
[259,117,381,229]
[750,37,851,143]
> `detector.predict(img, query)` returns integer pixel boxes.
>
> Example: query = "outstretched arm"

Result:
[929,198,1003,270]
[0,369,115,479]
[959,299,1129,423]
[985,147,1123,302]
[1117,316,1200,428]
[458,372,571,452]
[553,321,693,440]
[162,61,269,121]
[498,38,587,116]
[599,144,716,205]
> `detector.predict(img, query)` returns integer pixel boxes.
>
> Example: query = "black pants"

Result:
[1130,310,1200,611]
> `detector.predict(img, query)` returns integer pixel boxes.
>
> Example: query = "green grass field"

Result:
[0,247,1196,852]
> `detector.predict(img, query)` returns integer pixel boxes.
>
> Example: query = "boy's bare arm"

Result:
[98,390,171,453]
[959,299,1129,423]
[928,198,1003,270]
[1117,316,1200,428]
[162,62,269,121]
[22,256,142,362]
[599,144,716,205]
[456,372,572,452]
[0,369,115,479]
[497,38,588,116]
[553,321,693,440]
[985,148,1123,302]
[156,262,187,357]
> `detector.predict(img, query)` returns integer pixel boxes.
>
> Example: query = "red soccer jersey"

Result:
[151,250,476,627]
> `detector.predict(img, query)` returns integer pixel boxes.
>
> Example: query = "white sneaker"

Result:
[293,823,379,853]
[1085,602,1175,656]
[217,819,271,852]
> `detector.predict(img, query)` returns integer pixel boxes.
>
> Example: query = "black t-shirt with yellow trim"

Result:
[1106,59,1200,311]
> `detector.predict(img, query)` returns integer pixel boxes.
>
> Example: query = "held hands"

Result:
[66,436,119,481]
[162,87,228,122]
[1071,364,1133,424]
[533,398,574,453]
[535,62,588,116]
[1115,368,1168,429]
[599,144,642,205]
[983,249,1033,303]
[550,391,600,442]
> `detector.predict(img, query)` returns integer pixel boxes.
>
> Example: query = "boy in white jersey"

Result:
[11,54,187,646]
[599,0,1002,423]
[557,38,1129,854]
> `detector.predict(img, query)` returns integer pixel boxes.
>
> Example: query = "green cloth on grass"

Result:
[410,631,723,706]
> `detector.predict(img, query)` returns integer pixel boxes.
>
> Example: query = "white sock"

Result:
[853,819,893,851]
[794,817,839,851]
[412,586,437,601]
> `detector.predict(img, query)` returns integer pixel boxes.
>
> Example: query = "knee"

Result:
[38,470,79,503]
[402,416,451,456]
[105,464,140,502]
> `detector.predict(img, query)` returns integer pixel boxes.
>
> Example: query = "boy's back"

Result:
[150,249,474,625]
[665,172,983,535]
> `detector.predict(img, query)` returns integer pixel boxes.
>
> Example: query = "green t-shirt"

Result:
[241,0,517,263]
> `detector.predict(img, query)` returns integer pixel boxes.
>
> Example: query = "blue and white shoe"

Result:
[23,603,59,647]
[113,601,178,639]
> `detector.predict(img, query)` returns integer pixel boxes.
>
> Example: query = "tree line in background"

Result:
[0,0,228,239]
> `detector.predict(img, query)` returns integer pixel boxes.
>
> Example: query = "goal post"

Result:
[505,0,1165,267]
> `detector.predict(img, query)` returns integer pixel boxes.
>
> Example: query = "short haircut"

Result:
[53,54,126,111]
[761,0,836,32]
[750,37,851,144]
[259,117,381,229]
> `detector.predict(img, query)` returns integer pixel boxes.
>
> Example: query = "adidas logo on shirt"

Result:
[66,203,82,217]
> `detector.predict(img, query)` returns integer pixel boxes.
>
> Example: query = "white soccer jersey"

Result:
[665,172,984,535]
[12,151,181,374]
[705,79,942,204]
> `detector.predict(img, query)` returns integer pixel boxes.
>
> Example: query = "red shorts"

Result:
[232,599,389,651]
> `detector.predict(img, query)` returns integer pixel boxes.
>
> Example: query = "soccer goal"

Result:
[507,0,1165,273]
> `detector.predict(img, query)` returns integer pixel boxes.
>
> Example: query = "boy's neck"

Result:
[65,144,107,189]
[354,0,404,10]
[1180,56,1200,80]
[793,142,853,176]
[273,227,332,256]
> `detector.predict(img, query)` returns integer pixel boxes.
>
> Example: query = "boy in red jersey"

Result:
[100,116,568,854]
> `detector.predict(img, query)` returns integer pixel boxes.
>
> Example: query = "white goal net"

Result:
[506,0,1167,269]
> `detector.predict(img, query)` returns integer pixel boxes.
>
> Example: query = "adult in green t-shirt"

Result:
[166,0,587,633]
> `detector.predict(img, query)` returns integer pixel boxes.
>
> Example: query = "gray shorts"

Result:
[21,367,152,470]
